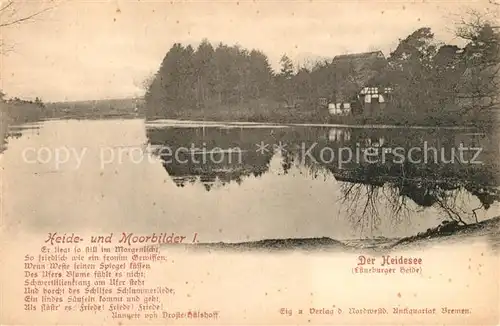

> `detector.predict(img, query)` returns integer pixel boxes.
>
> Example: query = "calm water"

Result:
[1,118,499,242]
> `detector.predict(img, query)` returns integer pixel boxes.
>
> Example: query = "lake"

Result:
[1,118,499,244]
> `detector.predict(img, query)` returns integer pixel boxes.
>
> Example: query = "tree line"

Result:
[144,12,499,127]
[144,41,275,116]
[0,92,46,124]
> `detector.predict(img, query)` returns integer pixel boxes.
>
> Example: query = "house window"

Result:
[361,87,376,95]
[364,95,372,103]
[328,103,343,115]
[329,103,350,115]
[362,87,379,95]
[328,103,335,114]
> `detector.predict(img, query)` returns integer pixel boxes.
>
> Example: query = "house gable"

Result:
[330,51,388,102]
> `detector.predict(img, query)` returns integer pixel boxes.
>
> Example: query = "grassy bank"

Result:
[162,216,500,253]
[146,99,498,129]
[155,104,332,124]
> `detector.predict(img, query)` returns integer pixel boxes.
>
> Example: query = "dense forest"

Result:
[144,15,499,128]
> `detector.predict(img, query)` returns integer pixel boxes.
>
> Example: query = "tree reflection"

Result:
[318,159,499,231]
[146,124,500,232]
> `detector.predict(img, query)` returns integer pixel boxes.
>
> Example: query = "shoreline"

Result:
[4,115,484,131]
[145,118,482,130]
[4,114,490,131]
[158,216,500,253]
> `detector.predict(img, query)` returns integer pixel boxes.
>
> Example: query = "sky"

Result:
[0,0,496,102]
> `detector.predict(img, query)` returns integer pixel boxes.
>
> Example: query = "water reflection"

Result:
[0,123,41,154]
[1,119,498,242]
[146,124,500,231]
[147,126,277,191]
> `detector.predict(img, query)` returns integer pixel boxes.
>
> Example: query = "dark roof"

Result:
[330,51,388,101]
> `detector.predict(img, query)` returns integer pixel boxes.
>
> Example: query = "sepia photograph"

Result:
[0,0,499,324]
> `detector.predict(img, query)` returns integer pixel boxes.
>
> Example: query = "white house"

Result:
[359,87,393,104]
[328,102,351,115]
